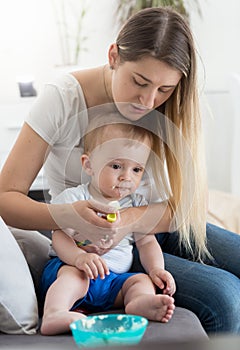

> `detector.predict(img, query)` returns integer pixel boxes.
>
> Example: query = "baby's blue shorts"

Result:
[41,257,137,312]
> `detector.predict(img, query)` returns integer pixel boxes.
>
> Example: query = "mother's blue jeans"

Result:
[131,223,240,335]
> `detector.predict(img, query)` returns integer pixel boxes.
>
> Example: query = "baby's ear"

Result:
[81,154,93,175]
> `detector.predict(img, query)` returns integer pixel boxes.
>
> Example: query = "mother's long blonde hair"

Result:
[116,7,209,261]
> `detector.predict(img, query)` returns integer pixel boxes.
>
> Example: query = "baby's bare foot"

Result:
[41,310,86,335]
[125,294,175,323]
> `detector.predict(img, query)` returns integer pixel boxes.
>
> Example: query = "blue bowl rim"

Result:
[70,313,148,335]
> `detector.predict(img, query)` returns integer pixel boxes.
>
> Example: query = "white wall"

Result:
[189,0,240,193]
[0,0,116,104]
[1,0,240,194]
[190,0,240,90]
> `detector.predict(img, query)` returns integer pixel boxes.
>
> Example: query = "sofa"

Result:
[0,308,208,349]
[1,188,240,348]
[0,218,209,348]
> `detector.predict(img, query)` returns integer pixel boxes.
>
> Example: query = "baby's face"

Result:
[89,137,151,200]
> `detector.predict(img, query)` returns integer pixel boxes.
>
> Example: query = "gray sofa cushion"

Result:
[0,307,207,348]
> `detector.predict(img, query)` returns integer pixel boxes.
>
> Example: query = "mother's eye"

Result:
[133,77,147,87]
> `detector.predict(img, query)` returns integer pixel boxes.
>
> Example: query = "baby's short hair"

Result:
[84,112,156,154]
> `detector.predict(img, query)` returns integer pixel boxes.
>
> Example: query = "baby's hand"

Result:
[74,253,109,280]
[149,267,176,296]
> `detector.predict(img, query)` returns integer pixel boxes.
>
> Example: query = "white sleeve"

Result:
[25,83,65,146]
[25,75,87,146]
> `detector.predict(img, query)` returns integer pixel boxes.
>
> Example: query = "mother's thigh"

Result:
[157,223,240,277]
[163,253,240,334]
[205,223,240,277]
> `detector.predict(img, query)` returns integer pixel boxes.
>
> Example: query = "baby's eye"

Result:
[133,167,143,173]
[111,164,121,170]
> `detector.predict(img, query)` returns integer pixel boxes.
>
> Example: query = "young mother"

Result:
[0,7,239,335]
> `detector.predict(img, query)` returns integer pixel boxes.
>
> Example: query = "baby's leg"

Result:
[121,273,175,323]
[41,265,89,335]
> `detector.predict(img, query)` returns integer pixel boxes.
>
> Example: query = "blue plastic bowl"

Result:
[70,314,148,348]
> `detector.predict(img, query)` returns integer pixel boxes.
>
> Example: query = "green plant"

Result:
[116,0,202,27]
[52,0,88,66]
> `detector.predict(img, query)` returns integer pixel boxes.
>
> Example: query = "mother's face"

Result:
[109,49,182,121]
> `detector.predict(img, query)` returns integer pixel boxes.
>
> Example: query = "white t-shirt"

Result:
[25,74,159,201]
[25,74,89,199]
[53,183,148,273]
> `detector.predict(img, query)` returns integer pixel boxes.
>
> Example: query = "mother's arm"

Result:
[110,202,173,248]
[127,202,172,234]
[0,122,54,229]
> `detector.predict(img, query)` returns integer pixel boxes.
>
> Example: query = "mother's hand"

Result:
[80,201,172,254]
[48,198,120,253]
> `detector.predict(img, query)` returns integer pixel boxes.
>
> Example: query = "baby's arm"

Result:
[135,234,176,296]
[52,230,109,279]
